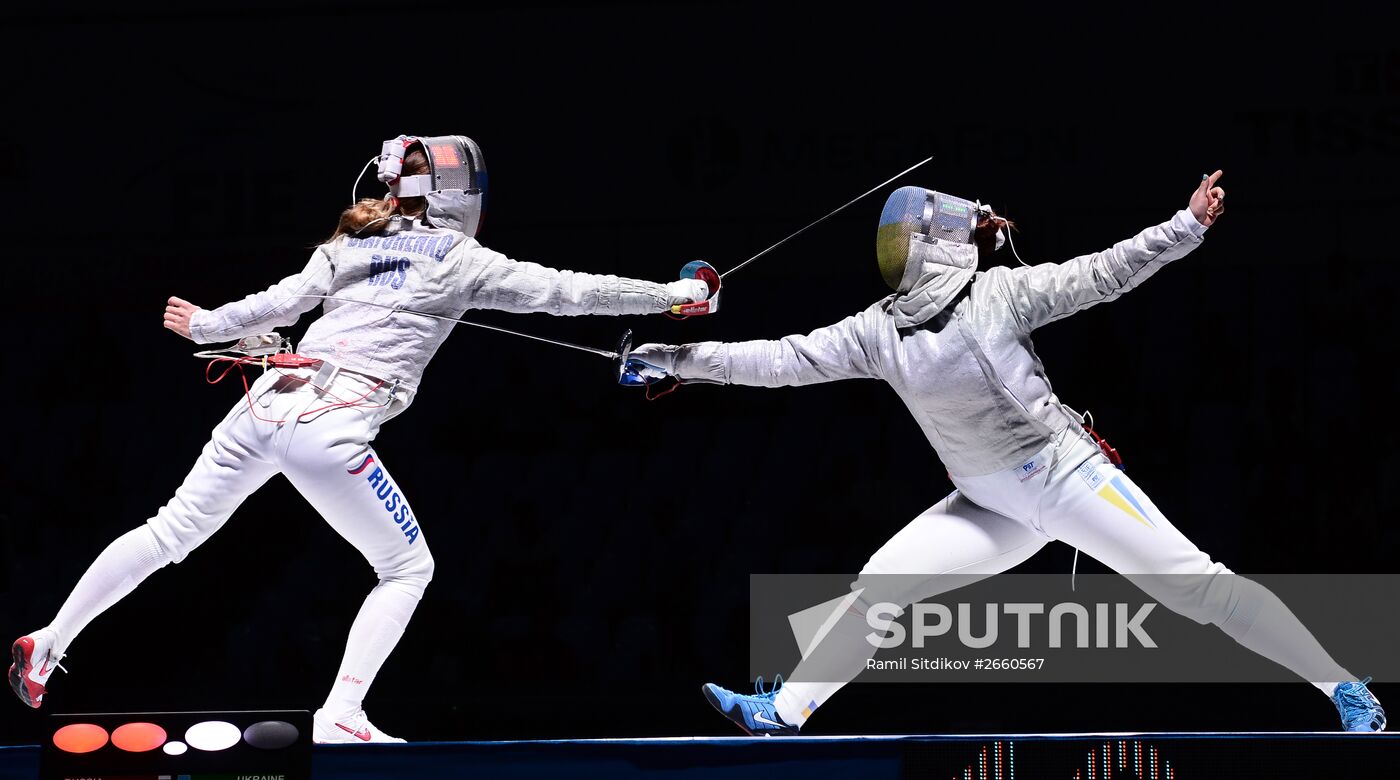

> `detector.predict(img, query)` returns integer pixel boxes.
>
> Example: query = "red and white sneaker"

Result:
[9,629,65,709]
[312,707,406,744]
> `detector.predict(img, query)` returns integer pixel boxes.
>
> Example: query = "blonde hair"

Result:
[328,145,431,241]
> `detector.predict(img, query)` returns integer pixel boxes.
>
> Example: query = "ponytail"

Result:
[325,145,431,242]
[974,210,1015,262]
[330,197,398,240]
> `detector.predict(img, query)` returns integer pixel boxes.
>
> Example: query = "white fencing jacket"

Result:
[190,220,673,396]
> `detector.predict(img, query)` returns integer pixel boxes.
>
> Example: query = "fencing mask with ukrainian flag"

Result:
[877,186,1004,327]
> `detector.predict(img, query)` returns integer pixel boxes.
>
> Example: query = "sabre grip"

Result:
[618,358,671,386]
[671,300,714,316]
[669,260,721,316]
[614,329,672,387]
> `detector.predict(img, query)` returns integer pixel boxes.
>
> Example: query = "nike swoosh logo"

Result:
[752,711,787,729]
[37,656,52,677]
[335,722,372,741]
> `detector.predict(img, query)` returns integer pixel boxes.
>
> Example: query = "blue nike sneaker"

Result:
[701,676,799,736]
[1333,678,1386,732]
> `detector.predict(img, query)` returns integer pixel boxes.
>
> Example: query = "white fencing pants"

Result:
[774,432,1352,727]
[46,367,433,714]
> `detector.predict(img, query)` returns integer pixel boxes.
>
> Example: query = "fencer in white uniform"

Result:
[7,136,711,743]
[631,172,1387,733]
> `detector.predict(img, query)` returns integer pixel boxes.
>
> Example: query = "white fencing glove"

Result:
[664,278,710,306]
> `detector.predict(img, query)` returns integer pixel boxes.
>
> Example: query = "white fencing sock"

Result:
[46,525,172,657]
[773,601,892,728]
[1219,578,1353,698]
[321,581,421,717]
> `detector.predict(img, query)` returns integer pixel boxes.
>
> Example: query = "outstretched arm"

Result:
[457,243,708,317]
[181,247,335,344]
[1002,171,1226,331]
[631,311,881,387]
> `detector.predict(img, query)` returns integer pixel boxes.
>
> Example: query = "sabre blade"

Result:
[297,295,620,359]
[719,156,934,279]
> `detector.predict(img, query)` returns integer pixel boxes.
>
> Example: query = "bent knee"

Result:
[1132,568,1245,627]
[416,550,436,586]
[380,548,434,598]
[850,571,957,614]
[146,505,221,564]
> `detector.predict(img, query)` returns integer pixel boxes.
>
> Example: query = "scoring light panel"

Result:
[43,709,312,780]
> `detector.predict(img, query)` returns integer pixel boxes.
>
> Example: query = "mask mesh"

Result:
[875,186,927,290]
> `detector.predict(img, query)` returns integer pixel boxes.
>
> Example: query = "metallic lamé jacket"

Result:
[189,220,672,397]
[665,210,1208,477]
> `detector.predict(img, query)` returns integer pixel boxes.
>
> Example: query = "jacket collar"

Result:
[888,238,978,328]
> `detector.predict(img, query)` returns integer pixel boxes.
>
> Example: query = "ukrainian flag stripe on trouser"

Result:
[1096,476,1156,528]
[1109,476,1155,526]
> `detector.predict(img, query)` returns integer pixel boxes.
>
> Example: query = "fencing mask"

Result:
[877,186,1003,327]
[377,135,488,236]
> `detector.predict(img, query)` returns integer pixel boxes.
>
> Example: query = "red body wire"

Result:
[204,355,388,424]
[1083,424,1124,469]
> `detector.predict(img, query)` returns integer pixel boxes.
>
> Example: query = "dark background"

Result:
[3,1,1398,744]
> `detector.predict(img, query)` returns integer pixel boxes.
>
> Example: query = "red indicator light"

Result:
[53,723,109,753]
[112,721,168,752]
[430,144,461,166]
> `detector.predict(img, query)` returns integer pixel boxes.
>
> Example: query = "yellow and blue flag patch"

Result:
[1077,461,1156,528]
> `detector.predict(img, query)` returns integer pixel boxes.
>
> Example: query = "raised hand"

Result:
[1189,170,1226,227]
